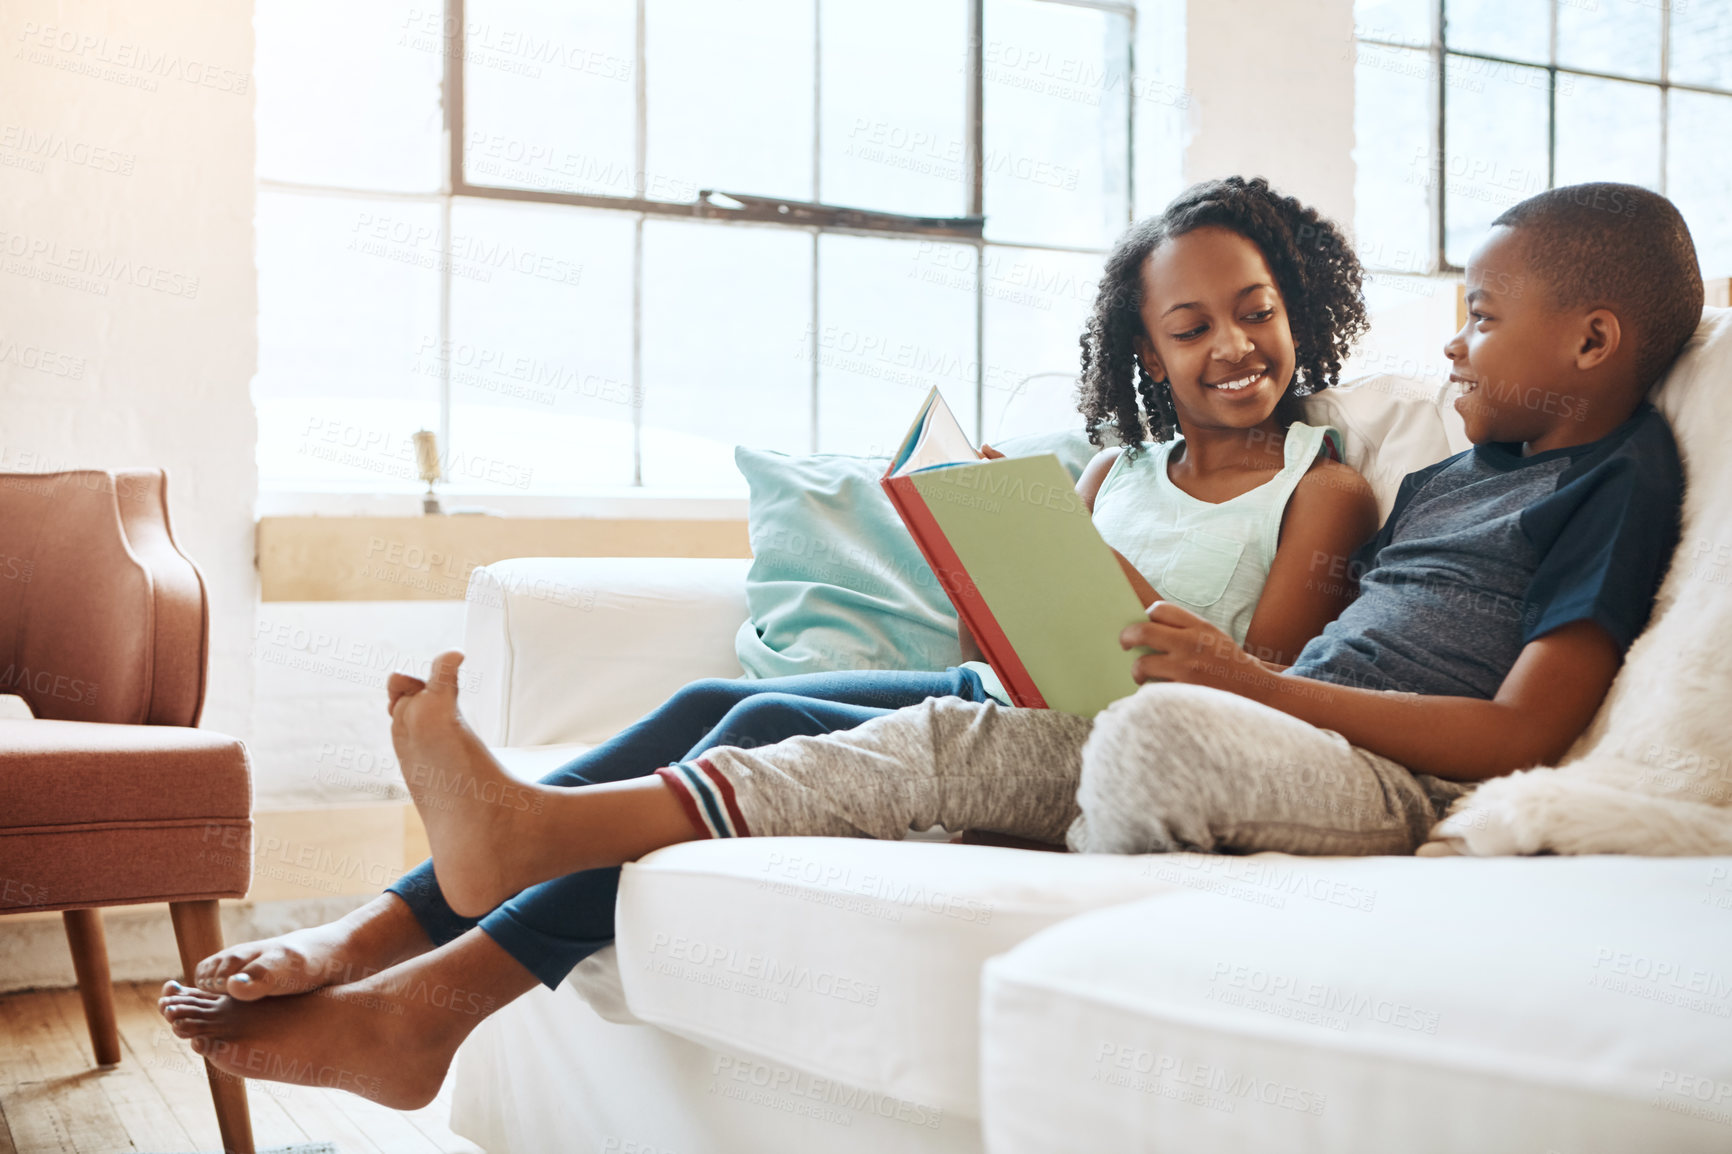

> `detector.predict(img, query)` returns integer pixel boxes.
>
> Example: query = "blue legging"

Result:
[386,667,990,988]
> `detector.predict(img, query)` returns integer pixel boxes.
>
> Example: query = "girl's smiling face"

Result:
[1132,226,1297,435]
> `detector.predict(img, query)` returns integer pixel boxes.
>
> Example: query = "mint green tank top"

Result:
[962,421,1340,704]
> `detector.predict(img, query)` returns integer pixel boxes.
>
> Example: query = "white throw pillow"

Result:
[1298,373,1458,520]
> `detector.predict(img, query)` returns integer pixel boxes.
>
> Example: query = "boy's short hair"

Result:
[1492,183,1703,392]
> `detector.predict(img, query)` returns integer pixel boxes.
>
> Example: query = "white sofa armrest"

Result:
[462,557,753,748]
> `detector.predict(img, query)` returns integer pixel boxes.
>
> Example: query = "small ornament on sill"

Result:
[413,429,443,515]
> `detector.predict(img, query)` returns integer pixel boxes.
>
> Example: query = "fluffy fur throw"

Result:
[1422,309,1732,856]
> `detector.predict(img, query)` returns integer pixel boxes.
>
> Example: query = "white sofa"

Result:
[446,359,1732,1153]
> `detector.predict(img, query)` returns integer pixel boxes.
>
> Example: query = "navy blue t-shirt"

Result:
[1290,403,1683,699]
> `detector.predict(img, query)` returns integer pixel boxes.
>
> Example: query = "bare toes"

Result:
[226,968,268,1000]
[159,982,220,1011]
[387,672,426,715]
[222,951,294,999]
[162,991,223,1025]
[426,651,464,695]
[160,980,210,1002]
[194,957,238,992]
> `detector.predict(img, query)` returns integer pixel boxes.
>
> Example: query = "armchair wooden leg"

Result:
[61,908,121,1067]
[170,899,256,1154]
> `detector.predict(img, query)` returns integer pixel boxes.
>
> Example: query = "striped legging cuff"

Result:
[656,758,751,839]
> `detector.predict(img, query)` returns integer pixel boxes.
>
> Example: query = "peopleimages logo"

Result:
[346,213,583,288]
[646,933,881,1007]
[14,21,251,94]
[1208,963,1441,1034]
[757,852,995,924]
[1091,1042,1327,1115]
[1588,946,1732,1018]
[0,664,96,705]
[0,878,49,908]
[0,229,200,299]
[1653,1068,1732,1128]
[708,1056,944,1130]
[0,124,135,174]
[0,336,85,379]
[1144,854,1379,913]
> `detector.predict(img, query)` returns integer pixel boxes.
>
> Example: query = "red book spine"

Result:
[882,473,1048,710]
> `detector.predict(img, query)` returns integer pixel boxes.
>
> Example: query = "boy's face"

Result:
[1445,226,1592,446]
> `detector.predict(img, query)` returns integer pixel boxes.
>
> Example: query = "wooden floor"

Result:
[0,983,483,1154]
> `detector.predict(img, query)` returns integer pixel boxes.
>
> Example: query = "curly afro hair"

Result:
[1078,176,1368,456]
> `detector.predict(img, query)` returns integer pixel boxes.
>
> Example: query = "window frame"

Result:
[257,0,1149,497]
[1355,0,1732,275]
[438,0,1137,480]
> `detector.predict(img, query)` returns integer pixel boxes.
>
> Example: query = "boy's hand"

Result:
[1120,602,1273,696]
[978,443,1005,460]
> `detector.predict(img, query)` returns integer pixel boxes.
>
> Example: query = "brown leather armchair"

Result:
[0,469,255,1154]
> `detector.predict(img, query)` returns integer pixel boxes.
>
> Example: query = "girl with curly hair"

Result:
[1053,174,1380,667]
[953,174,1377,690]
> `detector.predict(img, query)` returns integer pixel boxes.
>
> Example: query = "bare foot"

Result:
[390,651,547,918]
[193,894,431,1001]
[158,977,454,1110]
[158,928,537,1111]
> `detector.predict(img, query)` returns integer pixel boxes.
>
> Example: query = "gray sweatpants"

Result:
[663,683,1468,855]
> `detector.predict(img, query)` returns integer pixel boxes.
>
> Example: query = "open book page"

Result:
[889,388,976,477]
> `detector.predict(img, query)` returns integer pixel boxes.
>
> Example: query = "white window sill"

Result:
[256,488,749,520]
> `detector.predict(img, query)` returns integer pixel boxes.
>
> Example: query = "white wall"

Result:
[251,600,465,807]
[0,0,258,738]
[1183,0,1357,227]
[0,0,261,991]
[1182,0,1461,428]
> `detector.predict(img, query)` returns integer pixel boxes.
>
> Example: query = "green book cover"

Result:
[905,454,1151,717]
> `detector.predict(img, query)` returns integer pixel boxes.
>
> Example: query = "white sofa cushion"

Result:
[1299,372,1459,521]
[463,556,752,747]
[613,837,1221,1119]
[980,854,1732,1152]
[452,975,983,1154]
